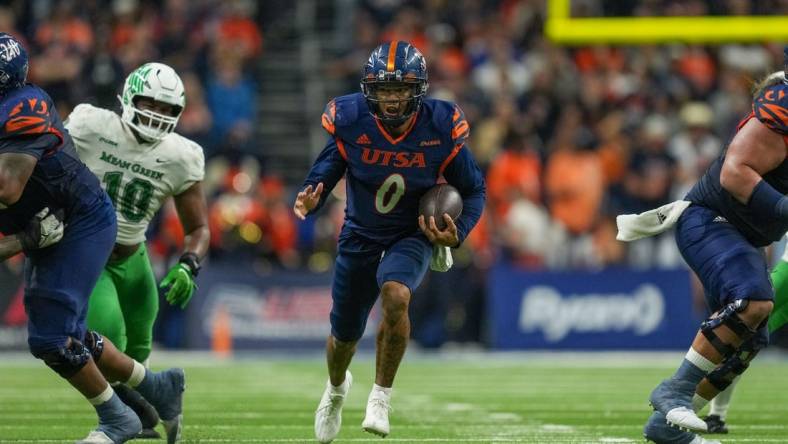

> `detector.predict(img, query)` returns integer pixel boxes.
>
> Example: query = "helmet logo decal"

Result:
[125,64,153,104]
[0,39,20,62]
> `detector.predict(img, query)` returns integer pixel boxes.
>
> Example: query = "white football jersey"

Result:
[66,104,205,245]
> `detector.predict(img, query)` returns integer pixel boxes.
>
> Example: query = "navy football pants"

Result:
[675,204,771,346]
[24,198,117,356]
[330,234,432,342]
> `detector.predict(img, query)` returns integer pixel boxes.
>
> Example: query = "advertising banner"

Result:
[488,264,702,349]
[186,263,376,350]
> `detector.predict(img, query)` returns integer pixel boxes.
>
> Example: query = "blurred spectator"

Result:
[544,106,604,235]
[205,49,257,158]
[486,131,542,221]
[177,71,213,150]
[669,102,722,197]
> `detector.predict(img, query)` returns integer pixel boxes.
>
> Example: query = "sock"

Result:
[692,393,709,412]
[709,376,740,420]
[88,384,114,406]
[93,392,127,422]
[126,361,146,388]
[372,383,392,398]
[133,368,162,402]
[329,377,349,395]
[675,347,716,384]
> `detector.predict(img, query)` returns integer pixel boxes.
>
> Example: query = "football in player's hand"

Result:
[419,184,462,231]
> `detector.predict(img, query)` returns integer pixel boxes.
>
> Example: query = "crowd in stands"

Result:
[1,0,787,345]
[3,0,785,273]
[321,0,786,274]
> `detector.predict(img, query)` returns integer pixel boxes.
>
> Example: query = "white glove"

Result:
[20,207,65,250]
[430,245,453,272]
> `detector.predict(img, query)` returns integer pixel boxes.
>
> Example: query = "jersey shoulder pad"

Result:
[425,98,470,146]
[65,104,116,138]
[168,133,205,183]
[0,85,59,139]
[321,93,362,136]
[753,82,788,135]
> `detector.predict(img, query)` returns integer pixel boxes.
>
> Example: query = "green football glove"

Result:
[159,253,201,309]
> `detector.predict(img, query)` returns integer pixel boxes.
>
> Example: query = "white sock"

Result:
[329,376,349,395]
[692,393,709,413]
[126,360,146,388]
[709,376,740,420]
[686,347,717,372]
[372,383,392,398]
[88,384,114,406]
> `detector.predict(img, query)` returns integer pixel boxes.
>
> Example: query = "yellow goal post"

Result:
[545,0,788,44]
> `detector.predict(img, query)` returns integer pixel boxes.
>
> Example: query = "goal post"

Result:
[545,0,788,44]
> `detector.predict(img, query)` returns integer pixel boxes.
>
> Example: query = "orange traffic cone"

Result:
[212,304,233,358]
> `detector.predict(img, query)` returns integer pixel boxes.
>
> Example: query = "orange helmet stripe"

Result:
[386,41,399,72]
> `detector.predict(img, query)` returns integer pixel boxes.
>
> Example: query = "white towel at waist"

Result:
[616,200,692,242]
[430,245,453,272]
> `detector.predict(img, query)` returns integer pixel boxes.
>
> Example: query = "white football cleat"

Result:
[362,390,391,438]
[75,431,114,444]
[666,407,708,433]
[314,371,352,444]
[689,436,721,444]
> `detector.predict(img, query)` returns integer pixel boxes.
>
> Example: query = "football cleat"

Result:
[704,414,729,434]
[361,390,391,438]
[140,368,185,444]
[113,383,161,439]
[314,371,352,444]
[665,407,708,433]
[79,397,141,444]
[75,430,115,444]
[649,378,707,432]
[644,411,720,444]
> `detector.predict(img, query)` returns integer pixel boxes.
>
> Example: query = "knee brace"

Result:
[84,330,105,363]
[706,332,766,391]
[34,337,91,379]
[701,299,757,357]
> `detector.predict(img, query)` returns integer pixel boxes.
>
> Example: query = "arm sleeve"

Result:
[441,144,486,247]
[300,135,348,215]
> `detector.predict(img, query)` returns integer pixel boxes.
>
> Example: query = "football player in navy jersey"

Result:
[641,49,788,444]
[0,33,184,444]
[294,41,485,443]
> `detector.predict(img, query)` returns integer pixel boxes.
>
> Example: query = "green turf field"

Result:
[1,352,786,443]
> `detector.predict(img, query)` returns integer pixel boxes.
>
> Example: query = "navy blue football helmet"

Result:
[361,41,428,127]
[0,33,28,96]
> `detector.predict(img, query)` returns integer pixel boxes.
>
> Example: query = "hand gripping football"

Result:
[418,184,462,231]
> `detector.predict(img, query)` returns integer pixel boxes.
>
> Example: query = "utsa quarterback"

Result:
[0,33,185,444]
[65,62,209,439]
[293,41,486,443]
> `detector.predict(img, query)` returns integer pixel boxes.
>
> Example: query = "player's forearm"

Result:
[0,234,24,261]
[454,189,485,246]
[182,225,210,259]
